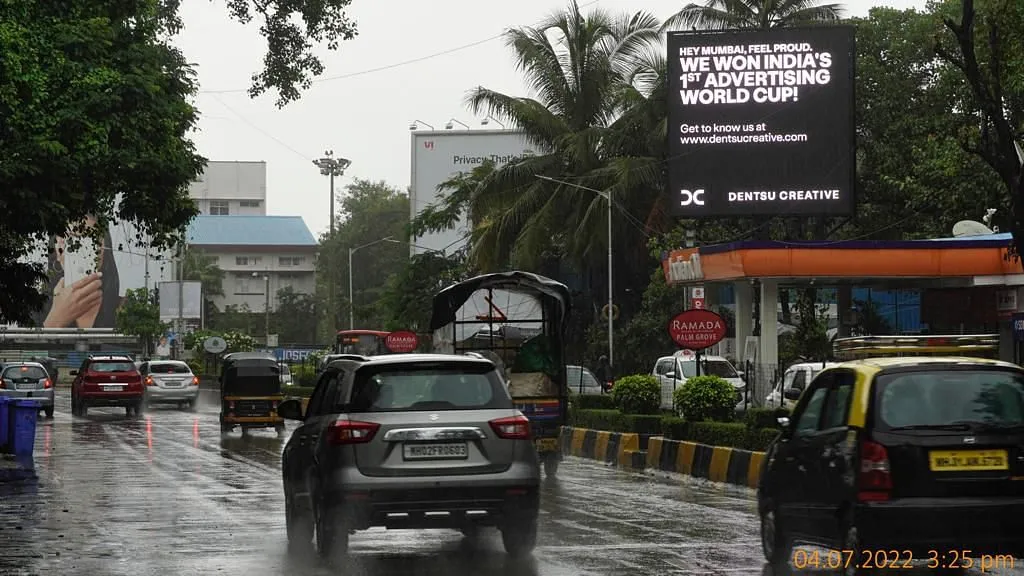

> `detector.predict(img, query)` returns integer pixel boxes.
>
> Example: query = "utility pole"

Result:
[313,151,351,332]
[176,246,184,360]
[607,186,614,369]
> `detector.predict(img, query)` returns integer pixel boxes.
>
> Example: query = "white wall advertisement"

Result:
[12,199,175,330]
[409,130,536,255]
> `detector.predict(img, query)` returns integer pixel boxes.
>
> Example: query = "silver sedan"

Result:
[0,362,55,418]
[140,360,200,410]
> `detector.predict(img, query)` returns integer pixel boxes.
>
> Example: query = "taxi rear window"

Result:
[874,369,1024,429]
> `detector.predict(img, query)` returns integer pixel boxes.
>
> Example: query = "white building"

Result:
[186,216,317,312]
[189,161,267,216]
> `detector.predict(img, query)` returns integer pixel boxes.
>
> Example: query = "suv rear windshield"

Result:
[150,362,190,374]
[3,366,47,380]
[349,363,511,412]
[875,369,1024,429]
[89,361,136,373]
[681,359,738,379]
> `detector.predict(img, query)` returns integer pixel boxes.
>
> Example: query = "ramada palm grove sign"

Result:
[668,309,728,350]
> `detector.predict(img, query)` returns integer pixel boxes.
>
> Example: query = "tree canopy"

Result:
[0,0,358,326]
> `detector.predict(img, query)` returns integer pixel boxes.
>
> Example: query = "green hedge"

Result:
[744,407,791,430]
[572,394,616,410]
[573,408,780,452]
[284,386,315,398]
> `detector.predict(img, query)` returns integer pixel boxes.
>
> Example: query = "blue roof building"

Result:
[185,215,319,316]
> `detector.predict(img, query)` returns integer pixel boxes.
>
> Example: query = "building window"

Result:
[239,200,262,208]
[279,256,305,267]
[234,276,251,294]
[210,200,229,215]
[235,256,249,266]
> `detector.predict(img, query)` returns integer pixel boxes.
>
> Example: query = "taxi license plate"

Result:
[535,438,558,452]
[929,449,1008,472]
[402,442,468,460]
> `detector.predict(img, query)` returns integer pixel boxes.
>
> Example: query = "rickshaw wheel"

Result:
[543,454,560,477]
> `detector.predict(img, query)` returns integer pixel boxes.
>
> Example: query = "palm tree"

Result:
[663,0,844,31]
[461,2,663,277]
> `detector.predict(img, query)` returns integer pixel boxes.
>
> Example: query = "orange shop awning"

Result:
[662,234,1022,284]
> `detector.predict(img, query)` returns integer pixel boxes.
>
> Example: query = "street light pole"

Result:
[536,175,615,367]
[348,236,400,330]
[313,151,352,330]
[264,274,270,344]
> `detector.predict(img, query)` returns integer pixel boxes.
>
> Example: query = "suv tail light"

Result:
[858,439,892,501]
[43,379,52,389]
[490,415,531,440]
[327,419,379,445]
[145,376,155,386]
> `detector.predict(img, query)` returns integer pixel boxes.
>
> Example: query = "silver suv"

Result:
[278,354,541,561]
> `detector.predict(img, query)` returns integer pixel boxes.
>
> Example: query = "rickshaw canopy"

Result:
[220,352,281,396]
[429,271,572,332]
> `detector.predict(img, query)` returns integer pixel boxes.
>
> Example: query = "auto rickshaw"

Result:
[430,271,571,477]
[219,352,286,436]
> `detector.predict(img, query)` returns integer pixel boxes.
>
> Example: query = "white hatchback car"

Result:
[764,361,838,408]
[652,352,747,412]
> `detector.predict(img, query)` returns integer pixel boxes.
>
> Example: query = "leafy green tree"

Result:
[663,0,843,31]
[317,179,409,335]
[116,288,168,353]
[379,251,469,334]
[274,286,318,344]
[0,0,358,325]
[934,0,1024,252]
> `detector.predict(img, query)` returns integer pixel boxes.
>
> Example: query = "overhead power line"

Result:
[197,0,601,95]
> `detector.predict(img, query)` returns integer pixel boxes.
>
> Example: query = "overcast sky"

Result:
[176,0,926,237]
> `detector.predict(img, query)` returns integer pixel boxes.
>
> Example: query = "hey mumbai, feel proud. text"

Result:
[677,43,832,106]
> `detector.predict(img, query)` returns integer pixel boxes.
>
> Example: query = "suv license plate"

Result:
[402,442,468,460]
[101,384,124,392]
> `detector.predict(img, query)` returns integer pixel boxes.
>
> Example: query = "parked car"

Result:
[758,357,1024,571]
[566,365,604,395]
[0,362,55,418]
[653,352,747,412]
[278,353,540,560]
[280,362,294,386]
[70,355,145,417]
[765,361,840,408]
[140,360,200,410]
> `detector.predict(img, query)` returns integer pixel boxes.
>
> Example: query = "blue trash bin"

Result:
[0,396,10,453]
[11,400,41,457]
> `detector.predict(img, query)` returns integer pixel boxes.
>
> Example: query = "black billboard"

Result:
[666,26,855,217]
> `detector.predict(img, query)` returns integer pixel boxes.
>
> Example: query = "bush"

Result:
[661,415,688,440]
[293,363,317,387]
[572,408,628,432]
[285,386,315,398]
[622,414,664,437]
[674,375,736,422]
[187,360,203,375]
[744,407,790,430]
[573,393,616,410]
[611,374,661,414]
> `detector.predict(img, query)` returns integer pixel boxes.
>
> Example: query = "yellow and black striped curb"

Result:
[558,427,766,488]
[559,426,645,470]
[646,436,765,488]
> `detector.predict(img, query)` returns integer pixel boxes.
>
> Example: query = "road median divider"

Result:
[560,426,765,488]
[560,426,643,468]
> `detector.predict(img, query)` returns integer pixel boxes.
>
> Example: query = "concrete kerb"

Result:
[560,426,765,489]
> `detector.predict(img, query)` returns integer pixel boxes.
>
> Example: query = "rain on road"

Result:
[1,391,1021,576]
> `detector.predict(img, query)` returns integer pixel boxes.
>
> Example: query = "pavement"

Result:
[0,390,1020,576]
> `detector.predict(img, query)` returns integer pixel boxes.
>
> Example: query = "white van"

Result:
[764,361,838,408]
[652,351,747,412]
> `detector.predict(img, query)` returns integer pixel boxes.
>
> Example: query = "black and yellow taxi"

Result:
[759,356,1024,573]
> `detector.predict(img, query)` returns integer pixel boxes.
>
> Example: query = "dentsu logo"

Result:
[679,189,706,206]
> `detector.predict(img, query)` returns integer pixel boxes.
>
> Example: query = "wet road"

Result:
[0,391,1020,576]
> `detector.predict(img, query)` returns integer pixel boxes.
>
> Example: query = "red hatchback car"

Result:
[70,355,145,417]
